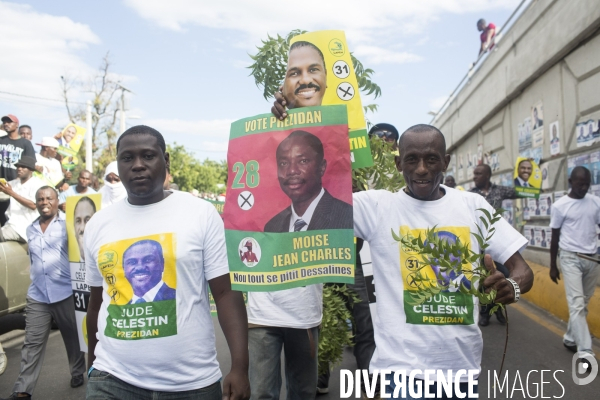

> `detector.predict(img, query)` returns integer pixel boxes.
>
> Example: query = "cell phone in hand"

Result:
[0,178,7,185]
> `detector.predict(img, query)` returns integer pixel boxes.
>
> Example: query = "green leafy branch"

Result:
[318,284,360,375]
[352,136,405,192]
[391,208,504,313]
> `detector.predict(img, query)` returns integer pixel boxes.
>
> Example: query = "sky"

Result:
[0,0,526,162]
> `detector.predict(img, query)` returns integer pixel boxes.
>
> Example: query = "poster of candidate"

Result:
[287,30,372,169]
[66,193,101,351]
[513,157,542,198]
[57,123,86,171]
[538,193,552,217]
[576,120,596,148]
[96,233,177,340]
[224,106,354,291]
[549,121,560,156]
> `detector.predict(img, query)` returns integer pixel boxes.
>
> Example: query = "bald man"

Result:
[353,124,533,397]
[550,166,600,361]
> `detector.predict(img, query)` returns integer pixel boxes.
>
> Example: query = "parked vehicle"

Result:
[0,241,30,316]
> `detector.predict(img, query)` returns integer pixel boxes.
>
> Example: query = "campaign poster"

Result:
[513,157,542,198]
[590,151,600,186]
[531,103,544,131]
[549,121,560,156]
[57,123,86,171]
[523,225,535,246]
[523,202,531,220]
[477,143,483,164]
[576,120,595,148]
[66,193,101,352]
[288,30,372,169]
[533,226,543,248]
[542,227,552,249]
[528,198,540,217]
[521,118,533,153]
[518,123,527,153]
[206,199,225,215]
[538,193,552,217]
[502,199,514,226]
[223,105,355,291]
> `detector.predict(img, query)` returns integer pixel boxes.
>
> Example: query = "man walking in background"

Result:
[1,186,86,400]
[550,166,600,360]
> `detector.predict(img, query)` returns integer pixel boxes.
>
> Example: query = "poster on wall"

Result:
[523,225,535,246]
[538,193,552,217]
[590,150,600,186]
[549,121,560,156]
[533,226,543,247]
[528,198,539,217]
[502,199,514,226]
[513,157,542,198]
[576,120,596,148]
[531,103,544,131]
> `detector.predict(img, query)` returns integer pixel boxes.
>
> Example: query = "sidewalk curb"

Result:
[522,260,600,338]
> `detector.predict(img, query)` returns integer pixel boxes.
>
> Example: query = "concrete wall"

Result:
[433,0,600,266]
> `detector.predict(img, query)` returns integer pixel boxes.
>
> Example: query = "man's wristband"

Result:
[506,278,521,303]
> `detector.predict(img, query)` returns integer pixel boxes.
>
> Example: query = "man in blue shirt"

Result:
[1,186,86,400]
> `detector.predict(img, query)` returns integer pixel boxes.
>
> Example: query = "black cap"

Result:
[369,123,399,141]
[14,155,36,171]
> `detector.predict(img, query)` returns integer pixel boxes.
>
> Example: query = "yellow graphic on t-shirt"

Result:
[98,233,177,305]
[97,233,178,340]
[398,225,475,325]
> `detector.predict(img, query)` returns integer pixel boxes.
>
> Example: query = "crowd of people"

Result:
[0,20,598,399]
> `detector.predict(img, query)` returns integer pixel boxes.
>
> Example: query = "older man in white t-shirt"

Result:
[353,125,534,398]
[550,166,600,359]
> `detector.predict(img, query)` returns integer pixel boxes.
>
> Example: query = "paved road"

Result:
[1,299,598,399]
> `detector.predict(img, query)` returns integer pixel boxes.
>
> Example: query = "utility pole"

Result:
[117,84,133,136]
[86,100,92,172]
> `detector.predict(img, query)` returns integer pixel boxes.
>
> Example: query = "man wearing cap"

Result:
[34,137,65,186]
[1,115,35,225]
[368,123,399,148]
[0,156,43,242]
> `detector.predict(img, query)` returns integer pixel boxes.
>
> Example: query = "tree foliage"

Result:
[168,144,227,193]
[61,52,122,178]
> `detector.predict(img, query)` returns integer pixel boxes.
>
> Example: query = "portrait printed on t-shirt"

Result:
[97,233,177,340]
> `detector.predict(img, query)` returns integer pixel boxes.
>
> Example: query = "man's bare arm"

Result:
[549,228,561,283]
[482,252,534,304]
[209,274,250,400]
[87,286,103,368]
[0,183,36,210]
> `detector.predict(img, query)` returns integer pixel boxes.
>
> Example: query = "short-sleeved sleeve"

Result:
[549,201,565,229]
[353,191,379,242]
[475,195,527,264]
[202,205,230,281]
[85,222,104,287]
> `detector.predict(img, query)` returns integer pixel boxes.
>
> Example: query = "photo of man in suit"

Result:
[124,239,176,304]
[532,107,543,130]
[73,196,96,262]
[514,159,533,187]
[265,130,352,232]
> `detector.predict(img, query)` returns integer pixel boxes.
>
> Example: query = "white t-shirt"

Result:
[6,176,45,240]
[550,193,600,253]
[85,191,229,391]
[353,186,527,381]
[35,153,63,185]
[247,189,325,329]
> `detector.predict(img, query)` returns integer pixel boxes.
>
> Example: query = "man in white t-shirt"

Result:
[85,125,250,399]
[550,166,600,359]
[0,156,44,242]
[353,124,533,398]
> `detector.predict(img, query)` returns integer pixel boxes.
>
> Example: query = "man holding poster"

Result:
[224,106,354,399]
